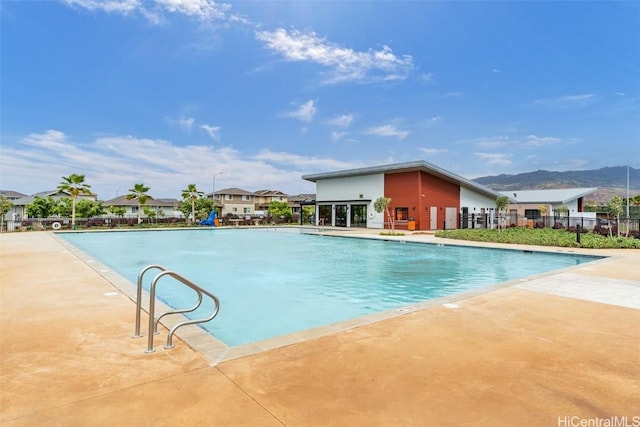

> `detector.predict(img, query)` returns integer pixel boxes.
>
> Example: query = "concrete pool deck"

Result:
[1,230,639,426]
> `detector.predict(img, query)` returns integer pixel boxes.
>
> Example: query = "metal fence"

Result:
[460,214,640,235]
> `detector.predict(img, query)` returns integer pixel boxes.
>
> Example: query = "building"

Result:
[501,188,598,227]
[253,190,288,215]
[102,195,180,219]
[212,188,258,218]
[2,190,97,222]
[302,160,505,231]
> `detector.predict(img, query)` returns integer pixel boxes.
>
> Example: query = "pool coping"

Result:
[51,227,620,365]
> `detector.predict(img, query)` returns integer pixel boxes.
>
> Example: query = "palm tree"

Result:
[182,184,204,223]
[126,183,150,224]
[58,174,92,229]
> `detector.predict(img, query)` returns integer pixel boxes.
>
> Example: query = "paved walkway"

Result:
[1,231,639,426]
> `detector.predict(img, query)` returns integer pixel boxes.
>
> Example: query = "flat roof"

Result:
[502,188,598,204]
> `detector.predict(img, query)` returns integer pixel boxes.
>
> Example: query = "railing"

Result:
[133,265,220,353]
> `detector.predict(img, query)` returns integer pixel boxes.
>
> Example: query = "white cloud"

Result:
[424,115,443,128]
[471,136,510,149]
[331,131,348,142]
[201,124,221,141]
[64,0,230,23]
[253,150,362,171]
[365,124,410,140]
[326,114,354,128]
[523,135,561,147]
[474,152,512,167]
[65,0,141,14]
[532,94,595,109]
[419,147,448,155]
[284,100,317,123]
[255,28,414,84]
[0,130,332,198]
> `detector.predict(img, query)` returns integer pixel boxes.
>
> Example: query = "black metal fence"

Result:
[460,214,640,236]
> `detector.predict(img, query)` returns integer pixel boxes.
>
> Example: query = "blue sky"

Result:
[1,1,638,200]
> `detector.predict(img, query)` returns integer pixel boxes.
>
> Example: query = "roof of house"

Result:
[287,193,316,202]
[0,190,28,199]
[9,190,87,205]
[302,160,504,199]
[500,188,598,204]
[254,190,289,196]
[214,187,255,196]
[102,195,178,206]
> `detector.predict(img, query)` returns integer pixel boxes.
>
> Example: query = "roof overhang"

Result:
[302,160,504,200]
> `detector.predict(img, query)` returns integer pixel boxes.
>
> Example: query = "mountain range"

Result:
[472,166,639,203]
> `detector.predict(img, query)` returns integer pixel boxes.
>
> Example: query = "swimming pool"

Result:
[59,228,601,346]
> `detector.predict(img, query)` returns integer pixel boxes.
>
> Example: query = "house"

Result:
[287,193,316,221]
[253,190,288,215]
[0,190,28,222]
[212,188,257,217]
[3,190,97,222]
[302,160,505,230]
[102,195,180,219]
[501,188,598,227]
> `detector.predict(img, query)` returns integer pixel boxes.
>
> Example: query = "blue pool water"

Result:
[59,229,601,346]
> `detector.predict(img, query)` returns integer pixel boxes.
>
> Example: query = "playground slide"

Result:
[200,211,216,226]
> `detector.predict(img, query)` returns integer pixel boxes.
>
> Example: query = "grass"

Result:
[435,227,640,249]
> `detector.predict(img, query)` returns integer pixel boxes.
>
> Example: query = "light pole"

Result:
[212,171,223,210]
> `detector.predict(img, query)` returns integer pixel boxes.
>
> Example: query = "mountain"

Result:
[473,166,639,203]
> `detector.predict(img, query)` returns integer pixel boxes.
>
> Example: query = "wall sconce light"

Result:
[359,194,363,199]
[412,206,415,211]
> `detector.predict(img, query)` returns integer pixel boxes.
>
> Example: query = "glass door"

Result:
[335,205,347,227]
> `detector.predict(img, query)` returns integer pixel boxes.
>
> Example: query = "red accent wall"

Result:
[384,171,460,230]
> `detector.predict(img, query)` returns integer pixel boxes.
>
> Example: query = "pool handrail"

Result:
[134,264,220,353]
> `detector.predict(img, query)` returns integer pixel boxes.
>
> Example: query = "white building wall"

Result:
[459,186,496,210]
[316,174,385,228]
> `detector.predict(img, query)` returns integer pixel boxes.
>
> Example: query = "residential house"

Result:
[212,188,256,218]
[287,193,316,222]
[103,195,180,220]
[3,190,97,222]
[0,190,28,222]
[302,160,505,231]
[253,190,288,215]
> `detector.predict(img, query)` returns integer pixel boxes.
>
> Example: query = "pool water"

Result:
[59,229,601,346]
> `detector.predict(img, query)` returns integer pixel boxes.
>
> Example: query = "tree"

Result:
[268,200,291,223]
[538,204,548,227]
[76,199,106,218]
[126,183,150,224]
[178,197,213,220]
[109,205,126,218]
[181,184,203,223]
[143,206,157,225]
[26,196,57,219]
[374,196,394,234]
[58,174,92,229]
[495,196,509,231]
[0,196,13,233]
[606,196,625,237]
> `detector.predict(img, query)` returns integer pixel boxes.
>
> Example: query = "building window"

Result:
[395,207,409,221]
[232,207,238,213]
[524,209,540,218]
[225,195,233,200]
[243,207,251,214]
[242,195,251,201]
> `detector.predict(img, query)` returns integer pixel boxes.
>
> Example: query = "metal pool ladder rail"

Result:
[133,264,220,353]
